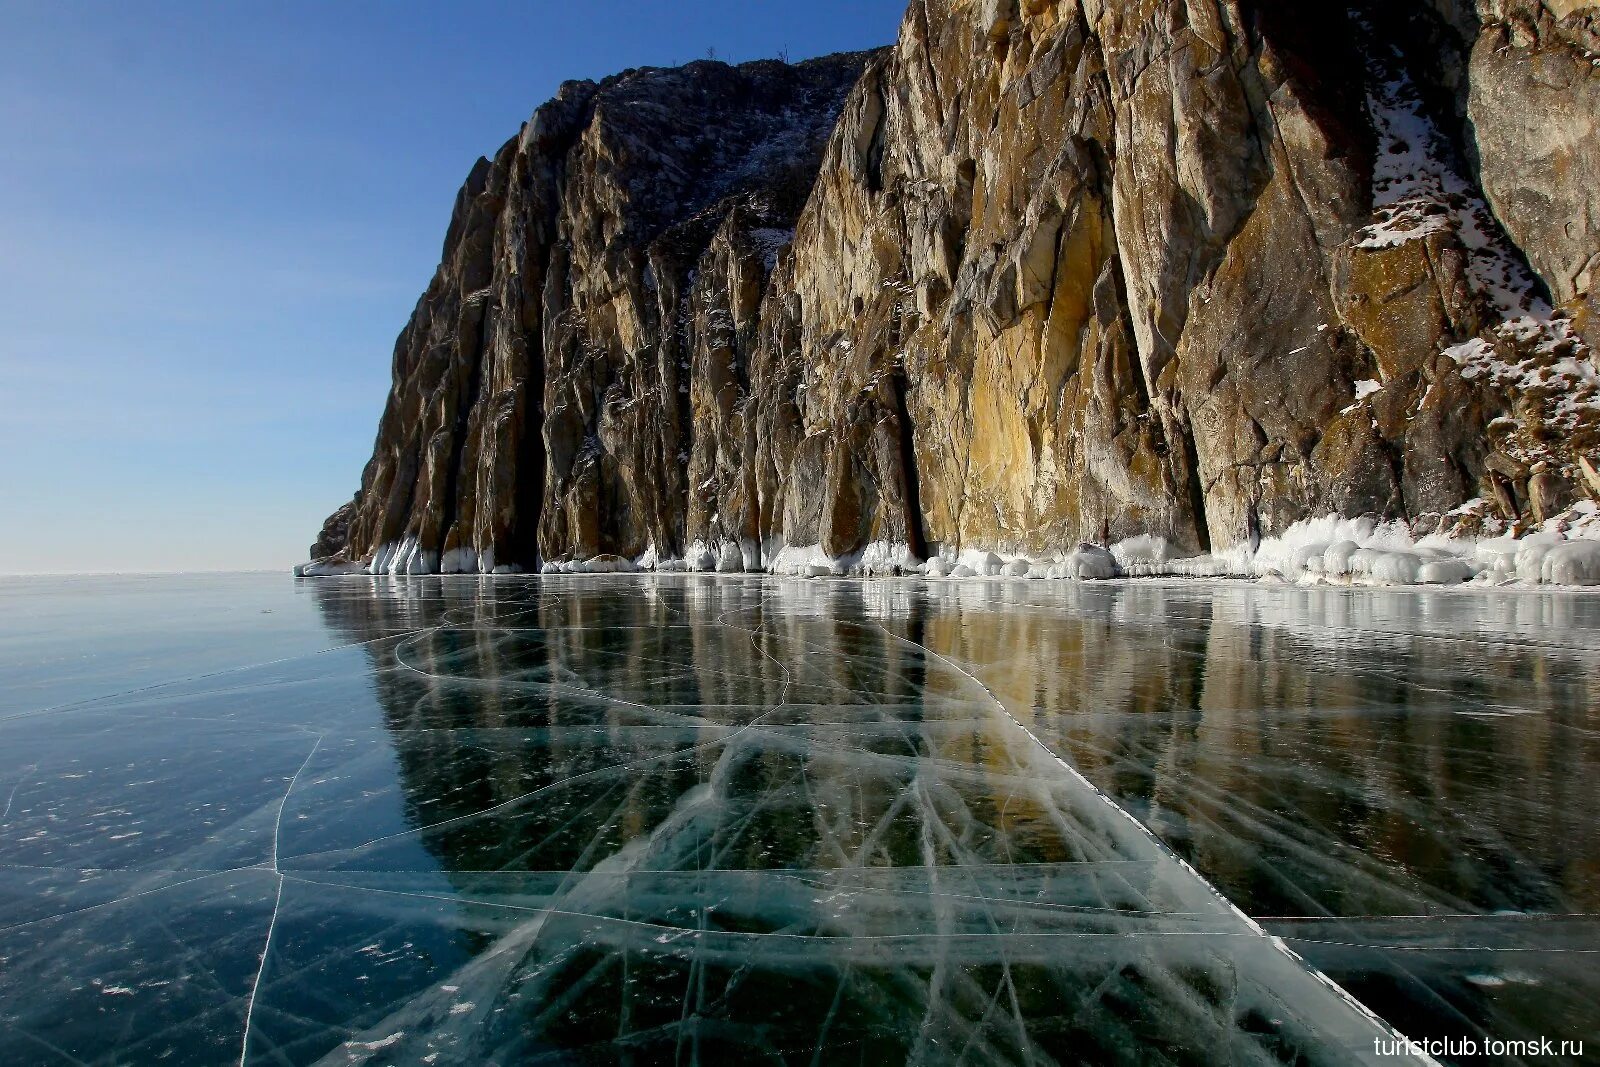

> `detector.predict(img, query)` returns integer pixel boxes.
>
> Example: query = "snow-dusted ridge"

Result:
[1351,12,1600,477]
[1357,13,1548,322]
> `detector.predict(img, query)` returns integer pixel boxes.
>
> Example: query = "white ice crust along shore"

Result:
[1119,504,1600,588]
[300,502,1600,588]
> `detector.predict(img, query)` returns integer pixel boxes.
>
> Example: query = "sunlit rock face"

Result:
[313,0,1600,575]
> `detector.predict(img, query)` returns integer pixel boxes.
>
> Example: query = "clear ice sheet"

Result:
[1,573,1597,1064]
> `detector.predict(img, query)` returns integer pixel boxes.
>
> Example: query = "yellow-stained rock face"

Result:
[311,0,1600,575]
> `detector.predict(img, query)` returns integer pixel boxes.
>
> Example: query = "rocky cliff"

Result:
[305,0,1600,577]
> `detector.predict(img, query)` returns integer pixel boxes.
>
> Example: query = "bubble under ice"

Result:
[1,574,1597,1064]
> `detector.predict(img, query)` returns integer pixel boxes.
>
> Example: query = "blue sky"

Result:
[0,1,904,573]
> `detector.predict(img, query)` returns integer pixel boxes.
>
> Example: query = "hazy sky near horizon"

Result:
[0,1,904,573]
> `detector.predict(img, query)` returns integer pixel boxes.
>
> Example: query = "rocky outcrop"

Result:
[306,0,1600,577]
[320,54,874,575]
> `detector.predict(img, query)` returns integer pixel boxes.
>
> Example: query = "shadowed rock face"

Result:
[312,1,1600,575]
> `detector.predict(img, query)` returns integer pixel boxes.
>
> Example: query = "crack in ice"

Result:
[240,733,323,1067]
[867,619,1439,1064]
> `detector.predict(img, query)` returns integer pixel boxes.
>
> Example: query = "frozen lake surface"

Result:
[2,574,1597,1064]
